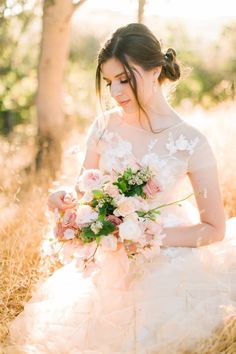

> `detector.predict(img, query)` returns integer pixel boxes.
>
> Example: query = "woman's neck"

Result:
[122,85,179,130]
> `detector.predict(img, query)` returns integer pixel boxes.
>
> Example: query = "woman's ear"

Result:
[153,66,162,80]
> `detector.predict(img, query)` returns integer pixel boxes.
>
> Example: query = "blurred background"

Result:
[0,0,236,350]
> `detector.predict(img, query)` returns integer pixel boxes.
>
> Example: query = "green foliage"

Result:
[0,5,235,136]
[91,190,116,218]
[80,220,115,243]
[164,20,236,109]
[0,1,39,134]
[113,167,150,197]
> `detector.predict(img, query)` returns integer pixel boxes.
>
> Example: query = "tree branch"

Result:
[138,0,146,23]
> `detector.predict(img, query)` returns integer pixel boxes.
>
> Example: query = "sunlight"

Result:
[82,0,236,18]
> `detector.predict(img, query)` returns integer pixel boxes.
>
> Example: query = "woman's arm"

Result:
[74,117,101,196]
[48,117,101,210]
[161,139,226,248]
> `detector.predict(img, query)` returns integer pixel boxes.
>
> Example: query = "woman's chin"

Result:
[120,104,139,115]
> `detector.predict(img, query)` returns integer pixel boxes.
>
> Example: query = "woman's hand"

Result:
[47,188,78,211]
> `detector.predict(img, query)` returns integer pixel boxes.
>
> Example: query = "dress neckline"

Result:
[117,112,184,135]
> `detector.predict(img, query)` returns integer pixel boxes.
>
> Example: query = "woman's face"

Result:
[101,57,160,114]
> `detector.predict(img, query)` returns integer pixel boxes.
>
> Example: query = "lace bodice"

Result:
[84,108,216,227]
[97,128,199,194]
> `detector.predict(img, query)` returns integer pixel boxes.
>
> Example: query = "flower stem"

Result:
[140,192,198,217]
[86,242,100,263]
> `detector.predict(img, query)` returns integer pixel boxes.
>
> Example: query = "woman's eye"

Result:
[106,78,129,87]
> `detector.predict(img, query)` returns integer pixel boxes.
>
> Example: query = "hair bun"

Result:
[165,48,176,62]
[160,47,180,83]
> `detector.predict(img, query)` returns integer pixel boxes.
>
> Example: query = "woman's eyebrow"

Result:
[102,71,126,81]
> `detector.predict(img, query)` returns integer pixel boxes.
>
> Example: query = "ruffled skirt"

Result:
[6,217,236,354]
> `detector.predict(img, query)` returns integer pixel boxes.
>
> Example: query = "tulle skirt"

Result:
[6,216,236,354]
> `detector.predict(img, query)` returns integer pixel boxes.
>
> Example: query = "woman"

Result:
[8,23,236,354]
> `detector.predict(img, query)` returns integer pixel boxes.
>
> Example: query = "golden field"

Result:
[0,102,236,353]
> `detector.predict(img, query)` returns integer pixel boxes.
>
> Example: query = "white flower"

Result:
[135,197,149,212]
[100,234,118,251]
[64,229,76,240]
[77,169,103,192]
[140,243,161,259]
[91,221,103,234]
[76,205,98,225]
[103,182,120,198]
[80,190,94,203]
[118,217,142,242]
[114,197,137,217]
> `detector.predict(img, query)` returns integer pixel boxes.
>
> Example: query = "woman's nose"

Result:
[110,82,122,98]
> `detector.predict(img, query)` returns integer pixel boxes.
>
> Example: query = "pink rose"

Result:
[63,192,77,204]
[54,223,65,240]
[103,182,120,198]
[118,217,142,242]
[143,178,162,198]
[106,215,122,226]
[61,209,77,228]
[76,205,98,225]
[144,220,163,236]
[114,197,137,217]
[77,169,103,192]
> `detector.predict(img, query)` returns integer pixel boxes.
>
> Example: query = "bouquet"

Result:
[45,166,193,272]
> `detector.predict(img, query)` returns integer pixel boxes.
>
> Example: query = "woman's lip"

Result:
[119,100,130,106]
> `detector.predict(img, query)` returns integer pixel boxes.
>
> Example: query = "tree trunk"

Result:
[36,0,75,179]
[138,0,146,23]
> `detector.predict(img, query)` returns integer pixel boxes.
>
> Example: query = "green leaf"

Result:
[97,220,116,236]
[96,236,101,244]
[80,227,97,243]
[92,190,104,199]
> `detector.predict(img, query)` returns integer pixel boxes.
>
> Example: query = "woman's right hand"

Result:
[47,188,78,211]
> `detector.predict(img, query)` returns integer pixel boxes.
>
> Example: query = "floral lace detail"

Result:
[97,128,200,195]
[98,130,138,173]
[166,132,200,156]
[148,138,158,152]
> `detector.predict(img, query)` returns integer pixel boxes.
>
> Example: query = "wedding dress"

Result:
[7,108,236,354]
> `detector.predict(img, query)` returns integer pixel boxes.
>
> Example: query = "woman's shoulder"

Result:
[93,107,122,130]
[177,119,217,168]
[172,117,209,146]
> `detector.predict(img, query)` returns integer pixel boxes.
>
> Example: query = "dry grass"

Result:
[0,103,236,353]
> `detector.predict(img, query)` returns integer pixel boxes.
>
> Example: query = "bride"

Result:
[7,23,236,354]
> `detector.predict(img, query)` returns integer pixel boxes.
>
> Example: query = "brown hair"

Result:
[95,23,181,132]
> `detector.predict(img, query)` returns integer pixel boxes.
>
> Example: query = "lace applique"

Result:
[166,132,200,156]
[141,153,167,171]
[98,130,136,173]
[148,138,158,152]
[101,130,132,158]
[98,129,191,191]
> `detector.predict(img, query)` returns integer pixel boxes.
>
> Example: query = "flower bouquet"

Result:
[44,166,193,273]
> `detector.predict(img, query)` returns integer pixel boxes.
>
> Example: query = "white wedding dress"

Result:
[7,108,236,354]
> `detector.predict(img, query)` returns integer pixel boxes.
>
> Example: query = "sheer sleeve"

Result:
[75,111,110,191]
[187,135,217,174]
[187,134,225,235]
[84,111,110,152]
